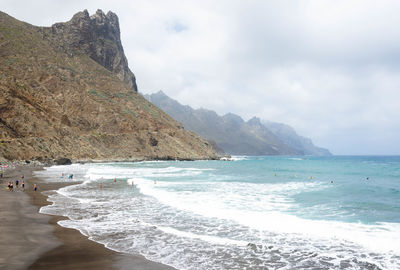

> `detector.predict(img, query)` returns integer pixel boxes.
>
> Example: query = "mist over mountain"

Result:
[145,91,331,156]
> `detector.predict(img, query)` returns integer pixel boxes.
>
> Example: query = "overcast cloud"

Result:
[2,0,400,155]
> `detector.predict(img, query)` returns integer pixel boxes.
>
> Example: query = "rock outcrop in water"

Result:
[0,10,218,161]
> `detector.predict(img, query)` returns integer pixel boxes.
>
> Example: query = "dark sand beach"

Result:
[0,163,175,270]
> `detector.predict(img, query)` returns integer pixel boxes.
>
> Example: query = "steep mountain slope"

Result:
[0,10,218,161]
[145,91,302,155]
[263,121,331,156]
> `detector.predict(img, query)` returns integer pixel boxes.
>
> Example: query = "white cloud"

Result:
[2,0,400,154]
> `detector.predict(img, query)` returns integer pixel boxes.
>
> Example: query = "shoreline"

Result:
[0,163,59,270]
[0,163,176,270]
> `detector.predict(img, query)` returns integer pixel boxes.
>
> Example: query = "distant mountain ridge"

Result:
[145,91,331,156]
[263,121,331,156]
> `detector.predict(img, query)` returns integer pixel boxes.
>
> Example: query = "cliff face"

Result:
[0,10,218,161]
[47,9,137,91]
[145,91,303,155]
[146,91,331,156]
[263,121,331,156]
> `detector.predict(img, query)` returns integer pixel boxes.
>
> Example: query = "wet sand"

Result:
[0,164,175,270]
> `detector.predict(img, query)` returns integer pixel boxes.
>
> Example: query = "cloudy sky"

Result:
[2,0,400,155]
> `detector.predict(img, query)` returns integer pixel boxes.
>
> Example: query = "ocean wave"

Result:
[36,159,400,270]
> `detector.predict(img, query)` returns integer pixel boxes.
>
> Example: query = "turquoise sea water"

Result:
[36,156,400,269]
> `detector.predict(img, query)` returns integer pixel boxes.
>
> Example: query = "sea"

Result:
[34,156,400,270]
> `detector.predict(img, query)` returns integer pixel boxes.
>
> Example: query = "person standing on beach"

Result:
[21,180,25,191]
[15,179,19,189]
[9,181,13,191]
[33,184,37,192]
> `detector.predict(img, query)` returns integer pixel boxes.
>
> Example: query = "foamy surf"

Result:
[37,157,400,269]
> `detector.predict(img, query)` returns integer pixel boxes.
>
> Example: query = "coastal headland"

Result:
[0,9,219,162]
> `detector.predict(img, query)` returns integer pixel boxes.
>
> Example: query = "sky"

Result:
[2,0,400,155]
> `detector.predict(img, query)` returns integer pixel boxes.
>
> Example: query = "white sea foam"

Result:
[134,178,400,256]
[157,226,248,246]
[37,161,400,270]
[33,164,86,182]
[288,157,306,161]
[82,165,211,181]
[230,156,249,161]
[134,179,324,214]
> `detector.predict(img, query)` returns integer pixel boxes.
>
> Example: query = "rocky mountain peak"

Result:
[50,9,137,91]
[89,9,119,28]
[247,116,262,126]
[70,9,89,21]
[222,113,244,124]
[154,90,168,97]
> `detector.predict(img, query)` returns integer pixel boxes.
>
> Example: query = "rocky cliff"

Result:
[0,10,218,161]
[263,121,331,156]
[46,9,137,91]
[145,91,306,155]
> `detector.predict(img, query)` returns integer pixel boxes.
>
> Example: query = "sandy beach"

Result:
[0,163,175,270]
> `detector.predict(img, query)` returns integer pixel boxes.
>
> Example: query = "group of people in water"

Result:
[99,177,132,189]
[61,173,74,179]
[98,177,150,189]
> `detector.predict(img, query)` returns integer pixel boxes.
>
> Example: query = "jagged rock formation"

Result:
[145,91,309,155]
[46,9,137,91]
[0,10,218,161]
